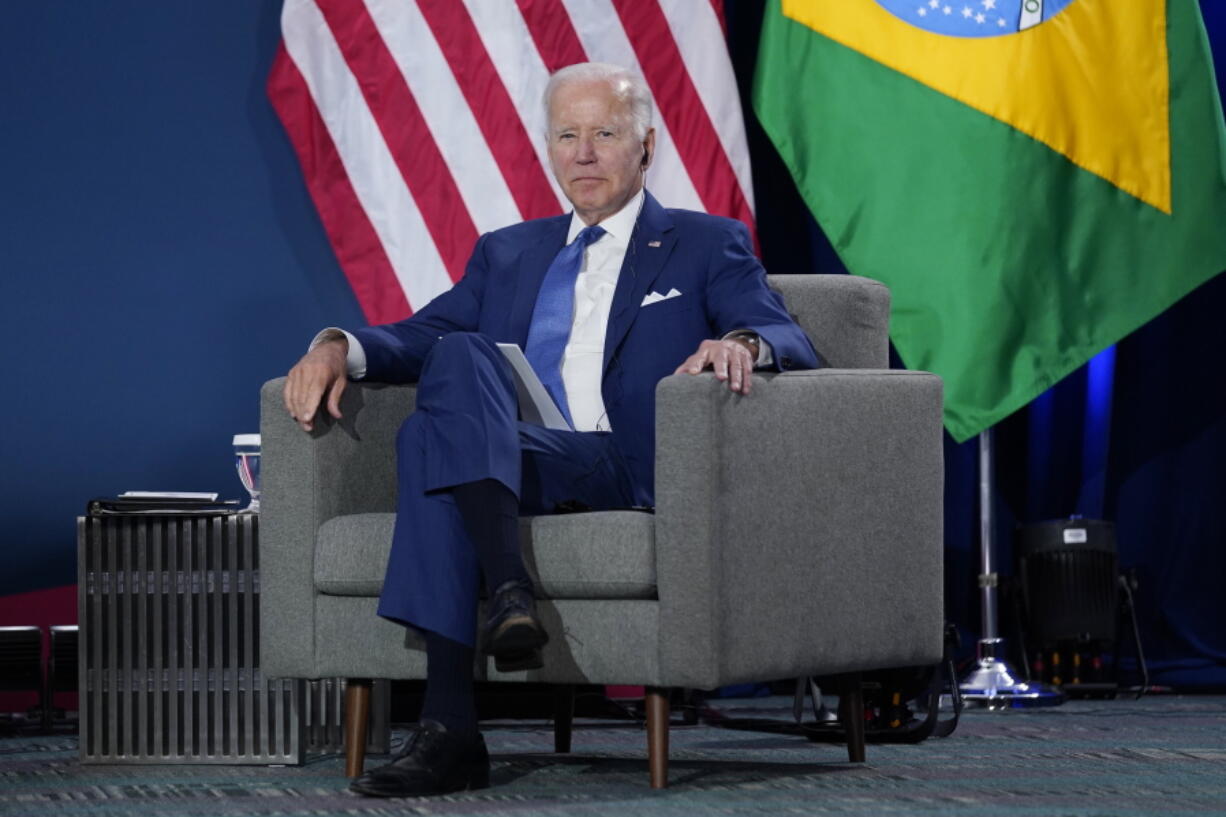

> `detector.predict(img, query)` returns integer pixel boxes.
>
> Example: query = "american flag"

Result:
[268,0,755,325]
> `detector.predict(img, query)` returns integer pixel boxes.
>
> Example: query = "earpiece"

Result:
[641,148,650,168]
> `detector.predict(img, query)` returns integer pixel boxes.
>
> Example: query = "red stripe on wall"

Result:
[418,0,562,221]
[516,0,589,72]
[267,45,412,324]
[0,584,77,627]
[316,0,476,285]
[610,0,755,237]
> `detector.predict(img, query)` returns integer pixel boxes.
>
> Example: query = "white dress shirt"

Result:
[312,189,770,432]
[557,190,643,431]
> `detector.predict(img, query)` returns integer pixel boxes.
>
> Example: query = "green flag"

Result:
[754,0,1226,442]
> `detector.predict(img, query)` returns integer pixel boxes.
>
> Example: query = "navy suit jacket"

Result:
[351,192,821,505]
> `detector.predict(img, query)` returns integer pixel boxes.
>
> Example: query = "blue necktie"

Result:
[525,225,606,428]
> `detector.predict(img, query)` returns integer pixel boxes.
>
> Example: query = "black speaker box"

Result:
[1016,518,1118,647]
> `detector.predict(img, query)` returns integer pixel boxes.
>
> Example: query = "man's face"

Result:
[546,78,655,226]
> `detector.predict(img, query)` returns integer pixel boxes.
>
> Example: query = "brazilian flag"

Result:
[754,0,1226,441]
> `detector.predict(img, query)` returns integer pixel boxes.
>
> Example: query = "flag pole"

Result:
[959,427,1063,708]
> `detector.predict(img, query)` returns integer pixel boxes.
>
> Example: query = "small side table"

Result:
[77,512,388,764]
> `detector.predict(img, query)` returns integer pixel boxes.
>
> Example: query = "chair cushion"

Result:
[314,510,657,600]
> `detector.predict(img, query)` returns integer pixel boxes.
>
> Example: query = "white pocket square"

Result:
[641,288,682,307]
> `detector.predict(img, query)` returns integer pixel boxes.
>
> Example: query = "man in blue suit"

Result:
[284,62,820,797]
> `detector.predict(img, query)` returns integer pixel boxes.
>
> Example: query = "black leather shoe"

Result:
[348,720,489,798]
[481,580,548,671]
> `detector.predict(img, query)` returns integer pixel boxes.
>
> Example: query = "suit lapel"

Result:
[508,218,570,347]
[603,192,676,374]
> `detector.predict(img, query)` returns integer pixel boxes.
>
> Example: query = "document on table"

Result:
[496,343,570,430]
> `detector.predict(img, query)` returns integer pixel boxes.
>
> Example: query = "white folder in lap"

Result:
[497,343,571,430]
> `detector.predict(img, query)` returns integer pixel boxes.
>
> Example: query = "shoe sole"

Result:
[349,761,490,798]
[482,614,549,656]
[348,774,489,798]
[493,646,543,672]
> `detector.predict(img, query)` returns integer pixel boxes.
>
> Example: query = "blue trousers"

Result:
[377,333,637,646]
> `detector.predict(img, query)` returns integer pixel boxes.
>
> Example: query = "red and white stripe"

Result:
[269,0,754,325]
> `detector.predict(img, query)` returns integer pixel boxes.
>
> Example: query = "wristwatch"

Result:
[725,330,761,360]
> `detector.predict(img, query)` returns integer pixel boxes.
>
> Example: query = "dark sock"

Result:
[420,631,477,736]
[453,478,531,594]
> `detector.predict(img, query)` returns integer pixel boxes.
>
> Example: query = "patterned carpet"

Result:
[3,695,1225,816]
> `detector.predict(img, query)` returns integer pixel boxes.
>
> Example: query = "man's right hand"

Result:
[283,337,349,432]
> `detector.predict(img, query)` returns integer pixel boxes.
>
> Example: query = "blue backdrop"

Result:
[1,1,365,598]
[2,0,1224,686]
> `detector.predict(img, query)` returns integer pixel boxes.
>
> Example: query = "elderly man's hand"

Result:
[673,338,756,395]
[283,338,349,432]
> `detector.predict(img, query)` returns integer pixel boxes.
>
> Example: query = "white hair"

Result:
[544,62,653,140]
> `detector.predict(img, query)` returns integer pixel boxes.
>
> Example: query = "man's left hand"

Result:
[674,338,756,395]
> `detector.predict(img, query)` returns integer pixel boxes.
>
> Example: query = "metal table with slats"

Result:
[77,512,388,764]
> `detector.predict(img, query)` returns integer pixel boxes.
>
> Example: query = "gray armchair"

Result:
[259,274,944,788]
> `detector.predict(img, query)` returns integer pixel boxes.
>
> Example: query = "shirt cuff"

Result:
[722,330,774,368]
[310,327,367,380]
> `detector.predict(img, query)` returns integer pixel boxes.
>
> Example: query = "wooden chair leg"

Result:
[645,686,670,789]
[839,673,866,763]
[553,684,575,753]
[344,678,372,778]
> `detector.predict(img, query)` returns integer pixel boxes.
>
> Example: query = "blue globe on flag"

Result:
[875,0,1076,37]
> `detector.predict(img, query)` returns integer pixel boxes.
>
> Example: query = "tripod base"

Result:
[960,638,1064,709]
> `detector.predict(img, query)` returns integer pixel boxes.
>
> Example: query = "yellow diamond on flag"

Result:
[783,0,1171,212]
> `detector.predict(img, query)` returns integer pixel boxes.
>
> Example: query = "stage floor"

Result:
[3,693,1224,816]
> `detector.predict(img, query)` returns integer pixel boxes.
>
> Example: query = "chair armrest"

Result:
[258,377,416,677]
[653,369,944,689]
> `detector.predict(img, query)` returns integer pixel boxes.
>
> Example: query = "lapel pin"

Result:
[648,240,661,248]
